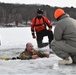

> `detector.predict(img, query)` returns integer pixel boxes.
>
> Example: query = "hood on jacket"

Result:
[57,13,70,21]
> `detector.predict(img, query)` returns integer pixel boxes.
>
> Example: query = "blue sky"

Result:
[0,0,76,7]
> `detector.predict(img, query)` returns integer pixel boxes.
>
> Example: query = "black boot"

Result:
[38,43,48,48]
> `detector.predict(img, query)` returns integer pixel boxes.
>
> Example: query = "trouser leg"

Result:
[36,30,53,48]
[36,34,44,48]
[51,40,70,59]
[47,31,53,48]
[42,30,53,44]
[47,31,53,44]
[37,38,42,48]
[36,38,48,48]
[70,54,76,63]
[36,32,48,48]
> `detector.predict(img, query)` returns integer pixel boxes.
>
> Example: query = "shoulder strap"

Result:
[34,16,45,26]
[42,16,47,27]
[42,16,45,23]
[34,17,37,26]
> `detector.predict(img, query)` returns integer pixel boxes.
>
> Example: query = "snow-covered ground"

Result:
[0,27,76,75]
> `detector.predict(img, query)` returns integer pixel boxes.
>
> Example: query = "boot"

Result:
[43,43,48,47]
[58,56,73,65]
[38,43,48,48]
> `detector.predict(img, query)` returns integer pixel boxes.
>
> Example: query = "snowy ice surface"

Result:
[0,27,76,75]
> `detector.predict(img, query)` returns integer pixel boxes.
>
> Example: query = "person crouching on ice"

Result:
[50,8,76,65]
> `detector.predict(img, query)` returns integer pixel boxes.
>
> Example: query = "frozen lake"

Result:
[0,27,36,49]
[0,27,76,75]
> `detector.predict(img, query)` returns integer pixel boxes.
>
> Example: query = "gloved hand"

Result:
[32,35,36,39]
[48,28,52,31]
[12,57,20,60]
[32,55,39,59]
[12,57,16,60]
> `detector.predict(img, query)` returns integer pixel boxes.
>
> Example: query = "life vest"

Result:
[34,17,46,32]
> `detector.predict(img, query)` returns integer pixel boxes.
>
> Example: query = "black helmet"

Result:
[37,8,43,14]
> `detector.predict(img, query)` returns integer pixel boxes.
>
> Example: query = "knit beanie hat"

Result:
[54,8,65,19]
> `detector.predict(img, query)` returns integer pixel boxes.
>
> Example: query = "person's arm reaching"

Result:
[30,18,36,39]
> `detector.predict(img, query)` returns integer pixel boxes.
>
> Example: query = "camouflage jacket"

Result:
[19,49,46,60]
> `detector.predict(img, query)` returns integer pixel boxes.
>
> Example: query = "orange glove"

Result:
[32,35,36,39]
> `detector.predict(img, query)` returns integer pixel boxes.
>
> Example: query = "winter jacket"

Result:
[51,14,76,53]
[31,16,52,36]
[19,49,47,60]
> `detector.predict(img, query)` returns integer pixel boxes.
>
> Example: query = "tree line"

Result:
[0,2,76,27]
